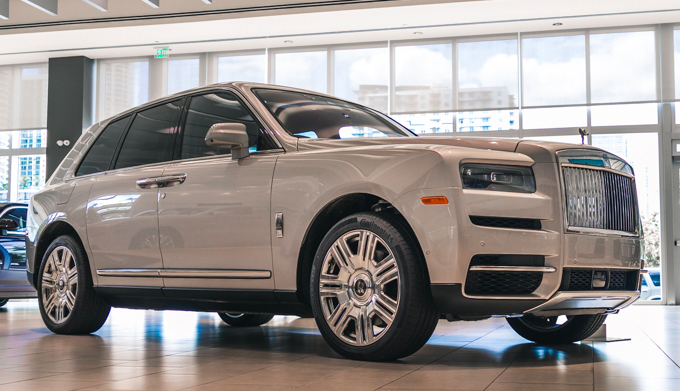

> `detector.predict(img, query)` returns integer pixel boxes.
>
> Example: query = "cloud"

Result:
[522,56,586,106]
[590,32,656,103]
[347,54,388,90]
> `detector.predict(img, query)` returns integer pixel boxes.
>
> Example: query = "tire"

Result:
[218,313,274,327]
[507,313,607,344]
[38,235,111,334]
[310,212,439,361]
[0,299,8,308]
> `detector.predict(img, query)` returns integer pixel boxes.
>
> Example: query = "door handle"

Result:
[136,177,159,189]
[136,174,187,189]
[156,173,187,188]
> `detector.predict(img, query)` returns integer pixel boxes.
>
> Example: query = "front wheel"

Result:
[38,235,111,334]
[310,212,439,361]
[217,313,274,327]
[0,299,8,308]
[507,313,607,344]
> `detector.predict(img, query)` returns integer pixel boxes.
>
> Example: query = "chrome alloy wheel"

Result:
[41,246,78,324]
[319,229,400,346]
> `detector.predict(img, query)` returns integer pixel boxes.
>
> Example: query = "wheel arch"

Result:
[295,192,428,305]
[32,221,87,288]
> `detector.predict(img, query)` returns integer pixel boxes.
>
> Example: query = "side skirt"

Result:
[93,286,312,317]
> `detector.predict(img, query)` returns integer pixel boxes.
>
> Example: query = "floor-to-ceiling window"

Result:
[0,63,48,203]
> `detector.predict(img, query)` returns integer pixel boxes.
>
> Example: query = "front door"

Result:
[157,91,281,290]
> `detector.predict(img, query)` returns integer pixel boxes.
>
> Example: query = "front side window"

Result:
[181,92,277,160]
[76,116,130,176]
[114,100,182,170]
[254,89,412,139]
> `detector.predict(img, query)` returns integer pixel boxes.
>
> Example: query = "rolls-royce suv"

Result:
[26,83,642,361]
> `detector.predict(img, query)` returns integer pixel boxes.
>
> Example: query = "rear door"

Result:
[86,99,183,288]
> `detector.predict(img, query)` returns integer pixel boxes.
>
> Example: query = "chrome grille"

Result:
[562,166,637,233]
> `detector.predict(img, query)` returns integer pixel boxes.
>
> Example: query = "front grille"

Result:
[560,268,639,291]
[465,271,543,296]
[562,166,637,233]
[470,216,541,230]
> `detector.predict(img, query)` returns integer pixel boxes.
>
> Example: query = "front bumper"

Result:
[431,283,640,318]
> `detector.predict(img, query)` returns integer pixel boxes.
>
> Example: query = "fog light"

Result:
[592,271,607,288]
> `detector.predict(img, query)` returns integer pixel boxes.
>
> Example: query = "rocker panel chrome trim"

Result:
[96,269,272,279]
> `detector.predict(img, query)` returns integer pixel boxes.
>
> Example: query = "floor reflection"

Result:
[0,301,679,390]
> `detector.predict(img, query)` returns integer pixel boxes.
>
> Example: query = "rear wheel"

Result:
[217,313,274,327]
[0,299,8,308]
[38,235,111,334]
[310,212,439,361]
[507,313,607,344]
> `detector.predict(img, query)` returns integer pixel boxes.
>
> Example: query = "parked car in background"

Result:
[640,268,661,301]
[26,83,642,361]
[0,203,35,307]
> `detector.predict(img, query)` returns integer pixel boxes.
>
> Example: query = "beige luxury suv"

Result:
[26,83,643,361]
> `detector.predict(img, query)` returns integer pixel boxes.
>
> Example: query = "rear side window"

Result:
[181,92,277,160]
[76,116,129,176]
[114,100,183,170]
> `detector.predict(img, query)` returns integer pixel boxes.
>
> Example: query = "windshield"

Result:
[253,89,413,139]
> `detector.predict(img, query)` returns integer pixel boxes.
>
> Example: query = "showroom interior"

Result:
[1,0,680,390]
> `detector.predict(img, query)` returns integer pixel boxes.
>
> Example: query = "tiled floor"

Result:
[0,301,679,391]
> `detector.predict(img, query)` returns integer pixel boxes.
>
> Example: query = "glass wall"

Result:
[457,38,518,111]
[334,46,389,113]
[0,62,47,203]
[97,59,150,120]
[0,63,48,132]
[167,57,200,95]
[274,51,327,93]
[394,43,453,113]
[216,53,266,83]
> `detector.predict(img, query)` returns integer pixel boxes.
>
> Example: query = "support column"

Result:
[46,56,94,177]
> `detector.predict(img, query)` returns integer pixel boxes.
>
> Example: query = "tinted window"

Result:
[76,116,129,176]
[181,92,277,159]
[115,100,182,170]
[254,89,412,139]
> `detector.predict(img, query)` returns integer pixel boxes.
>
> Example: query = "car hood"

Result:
[295,136,608,164]
[297,136,521,152]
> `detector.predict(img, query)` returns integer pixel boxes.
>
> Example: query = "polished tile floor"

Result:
[0,301,679,391]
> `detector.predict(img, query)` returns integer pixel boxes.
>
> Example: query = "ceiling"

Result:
[1,0,679,65]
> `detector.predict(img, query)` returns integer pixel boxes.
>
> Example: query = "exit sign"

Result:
[155,47,169,58]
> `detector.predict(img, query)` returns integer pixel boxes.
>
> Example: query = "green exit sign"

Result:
[155,48,169,58]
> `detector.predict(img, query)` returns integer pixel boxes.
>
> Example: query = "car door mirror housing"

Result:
[0,219,18,230]
[205,123,250,160]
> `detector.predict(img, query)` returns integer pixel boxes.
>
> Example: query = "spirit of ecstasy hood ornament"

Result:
[578,127,589,144]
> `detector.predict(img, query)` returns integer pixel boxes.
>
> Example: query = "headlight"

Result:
[460,164,536,193]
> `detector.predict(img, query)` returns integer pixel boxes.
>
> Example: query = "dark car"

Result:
[0,203,34,308]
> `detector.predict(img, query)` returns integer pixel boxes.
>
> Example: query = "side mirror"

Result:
[0,219,18,230]
[205,123,250,160]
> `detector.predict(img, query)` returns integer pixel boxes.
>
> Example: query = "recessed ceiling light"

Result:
[284,40,294,44]
[413,31,423,35]
[553,22,563,26]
